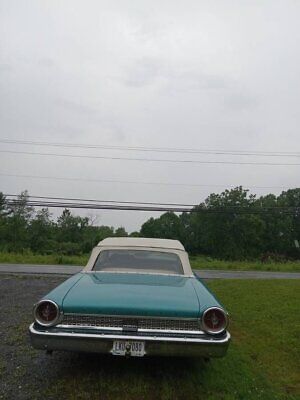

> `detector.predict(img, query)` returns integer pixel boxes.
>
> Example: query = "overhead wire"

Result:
[5,195,300,214]
[0,138,299,157]
[1,149,300,166]
[4,193,196,207]
[0,172,293,190]
[6,201,298,214]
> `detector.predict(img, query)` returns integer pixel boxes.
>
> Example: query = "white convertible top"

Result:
[84,237,192,275]
[97,237,185,251]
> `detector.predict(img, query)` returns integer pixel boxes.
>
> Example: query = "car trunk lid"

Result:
[62,272,200,318]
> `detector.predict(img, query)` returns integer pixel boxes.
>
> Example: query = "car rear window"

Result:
[93,249,184,275]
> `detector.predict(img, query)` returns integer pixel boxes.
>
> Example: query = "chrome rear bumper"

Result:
[29,323,231,358]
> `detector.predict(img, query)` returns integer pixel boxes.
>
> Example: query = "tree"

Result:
[130,231,140,237]
[0,193,10,251]
[140,212,183,240]
[28,208,54,253]
[4,191,34,251]
[277,189,300,257]
[1,187,299,260]
[114,227,128,237]
[186,187,265,259]
[0,193,10,218]
[9,190,34,220]
[57,209,89,243]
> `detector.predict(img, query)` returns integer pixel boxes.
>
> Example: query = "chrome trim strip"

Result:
[60,313,202,332]
[56,324,205,335]
[57,324,122,331]
[63,313,200,321]
[139,328,205,335]
[29,323,230,344]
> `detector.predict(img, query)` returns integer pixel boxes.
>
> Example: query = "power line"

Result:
[1,138,299,157]
[4,194,196,207]
[1,149,300,166]
[6,199,299,214]
[6,199,189,212]
[8,200,191,212]
[5,195,299,214]
[0,172,293,190]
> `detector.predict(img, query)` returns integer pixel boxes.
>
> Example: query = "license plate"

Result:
[111,340,145,357]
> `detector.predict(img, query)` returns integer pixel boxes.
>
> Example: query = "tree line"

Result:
[0,191,128,255]
[0,187,299,260]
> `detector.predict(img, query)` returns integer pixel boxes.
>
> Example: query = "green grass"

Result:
[1,251,300,272]
[0,251,88,266]
[207,280,300,399]
[190,255,300,272]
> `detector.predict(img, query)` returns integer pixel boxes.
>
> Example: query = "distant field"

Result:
[0,251,300,272]
[0,251,88,266]
[190,255,300,272]
[0,277,299,400]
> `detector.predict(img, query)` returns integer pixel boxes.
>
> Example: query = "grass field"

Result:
[1,251,300,272]
[0,277,299,400]
[207,280,300,399]
[190,255,300,272]
[0,251,88,266]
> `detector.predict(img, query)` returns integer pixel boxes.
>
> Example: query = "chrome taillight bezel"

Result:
[33,299,61,327]
[202,307,228,335]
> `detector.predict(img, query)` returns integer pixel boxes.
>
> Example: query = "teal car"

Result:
[29,238,230,358]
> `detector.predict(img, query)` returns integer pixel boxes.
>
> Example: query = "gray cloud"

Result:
[37,58,55,68]
[0,0,299,231]
[0,63,13,73]
[124,57,163,88]
[224,91,259,111]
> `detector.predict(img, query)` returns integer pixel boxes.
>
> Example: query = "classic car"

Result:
[29,237,230,358]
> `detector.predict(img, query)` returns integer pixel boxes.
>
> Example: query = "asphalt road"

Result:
[0,263,300,279]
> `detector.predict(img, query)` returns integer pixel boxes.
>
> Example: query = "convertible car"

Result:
[29,238,230,358]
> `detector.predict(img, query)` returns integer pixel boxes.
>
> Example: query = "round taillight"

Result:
[202,307,228,335]
[34,300,60,327]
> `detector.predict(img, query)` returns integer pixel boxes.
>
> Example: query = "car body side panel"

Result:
[190,276,226,313]
[42,273,84,306]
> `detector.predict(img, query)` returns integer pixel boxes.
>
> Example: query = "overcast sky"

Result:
[0,0,299,231]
